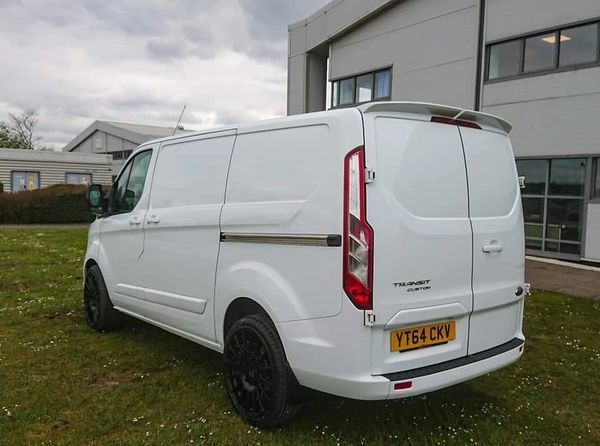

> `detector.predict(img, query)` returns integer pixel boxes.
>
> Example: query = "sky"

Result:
[0,0,328,149]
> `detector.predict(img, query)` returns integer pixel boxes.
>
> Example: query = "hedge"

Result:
[0,184,97,224]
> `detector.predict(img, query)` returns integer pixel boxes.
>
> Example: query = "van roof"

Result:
[139,101,511,150]
[357,102,512,134]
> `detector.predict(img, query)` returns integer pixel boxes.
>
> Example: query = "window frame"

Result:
[10,170,41,192]
[330,66,392,109]
[106,148,153,217]
[592,157,600,201]
[485,17,600,83]
[65,172,92,185]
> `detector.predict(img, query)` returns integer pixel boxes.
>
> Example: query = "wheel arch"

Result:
[223,297,274,341]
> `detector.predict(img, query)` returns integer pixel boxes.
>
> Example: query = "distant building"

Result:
[288,0,600,263]
[63,120,188,177]
[0,148,112,192]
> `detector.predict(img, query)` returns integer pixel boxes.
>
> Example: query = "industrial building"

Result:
[0,148,112,192]
[63,120,187,177]
[288,0,600,262]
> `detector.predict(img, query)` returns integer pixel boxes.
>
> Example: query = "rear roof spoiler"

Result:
[357,101,512,134]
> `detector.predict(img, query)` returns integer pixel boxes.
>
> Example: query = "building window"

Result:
[111,150,133,161]
[331,68,391,108]
[593,158,600,199]
[517,158,587,257]
[486,19,600,81]
[524,33,557,72]
[488,40,522,79]
[11,171,40,192]
[66,173,92,185]
[339,77,355,105]
[560,24,599,67]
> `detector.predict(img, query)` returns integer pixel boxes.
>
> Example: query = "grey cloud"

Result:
[0,0,329,148]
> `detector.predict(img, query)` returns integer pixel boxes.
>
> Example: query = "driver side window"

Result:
[111,150,152,214]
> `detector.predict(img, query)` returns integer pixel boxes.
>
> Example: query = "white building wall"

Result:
[482,1,600,158]
[483,67,600,157]
[329,0,479,108]
[486,0,600,42]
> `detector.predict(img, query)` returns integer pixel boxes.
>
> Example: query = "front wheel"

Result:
[84,264,122,332]
[223,314,300,427]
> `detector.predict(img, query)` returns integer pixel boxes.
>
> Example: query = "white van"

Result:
[84,102,527,427]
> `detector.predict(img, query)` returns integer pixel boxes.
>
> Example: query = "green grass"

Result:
[0,228,599,445]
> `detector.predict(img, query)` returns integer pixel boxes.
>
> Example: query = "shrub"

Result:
[0,184,96,224]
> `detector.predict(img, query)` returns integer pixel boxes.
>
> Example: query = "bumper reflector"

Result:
[394,381,412,391]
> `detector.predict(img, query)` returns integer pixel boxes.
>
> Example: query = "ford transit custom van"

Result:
[84,102,527,427]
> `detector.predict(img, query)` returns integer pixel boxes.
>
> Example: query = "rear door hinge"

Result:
[364,310,376,327]
[365,167,375,184]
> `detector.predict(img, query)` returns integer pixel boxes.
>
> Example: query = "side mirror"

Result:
[87,184,104,215]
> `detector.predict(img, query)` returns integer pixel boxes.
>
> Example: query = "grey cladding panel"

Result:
[484,92,600,157]
[486,0,600,42]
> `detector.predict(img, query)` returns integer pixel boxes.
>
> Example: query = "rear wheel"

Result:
[84,264,121,331]
[223,314,300,427]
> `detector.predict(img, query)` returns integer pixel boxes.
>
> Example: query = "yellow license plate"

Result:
[390,321,456,352]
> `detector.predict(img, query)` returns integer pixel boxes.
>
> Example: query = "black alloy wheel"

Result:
[224,314,300,427]
[83,264,121,331]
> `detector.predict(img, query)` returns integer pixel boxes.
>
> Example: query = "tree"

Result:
[0,109,42,150]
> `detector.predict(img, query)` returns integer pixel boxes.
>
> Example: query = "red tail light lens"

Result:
[431,116,481,129]
[343,146,373,310]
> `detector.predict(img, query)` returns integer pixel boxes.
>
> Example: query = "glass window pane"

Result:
[546,198,583,242]
[356,73,373,103]
[113,162,132,213]
[66,173,91,185]
[548,158,586,196]
[524,33,557,72]
[124,151,152,211]
[526,239,543,250]
[516,159,547,195]
[522,197,544,238]
[332,81,339,107]
[558,243,581,255]
[560,24,599,67]
[488,40,522,79]
[339,78,355,105]
[11,171,39,192]
[594,159,600,199]
[374,70,391,98]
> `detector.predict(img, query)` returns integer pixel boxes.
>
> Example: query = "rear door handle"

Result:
[129,215,142,225]
[482,242,503,253]
[146,214,160,224]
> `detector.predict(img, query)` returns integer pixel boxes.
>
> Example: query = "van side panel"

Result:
[215,111,364,344]
[138,132,236,343]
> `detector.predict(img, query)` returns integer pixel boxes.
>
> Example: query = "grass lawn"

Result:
[0,228,599,445]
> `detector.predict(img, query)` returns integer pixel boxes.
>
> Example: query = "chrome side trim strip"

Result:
[220,233,342,247]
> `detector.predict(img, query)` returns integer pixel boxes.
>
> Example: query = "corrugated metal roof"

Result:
[62,120,191,152]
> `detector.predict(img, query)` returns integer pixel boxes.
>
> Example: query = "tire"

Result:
[223,314,301,427]
[83,264,122,332]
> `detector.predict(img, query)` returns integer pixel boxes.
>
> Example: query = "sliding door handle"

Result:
[129,215,142,225]
[146,214,160,224]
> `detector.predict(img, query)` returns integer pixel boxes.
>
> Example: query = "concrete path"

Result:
[526,257,600,300]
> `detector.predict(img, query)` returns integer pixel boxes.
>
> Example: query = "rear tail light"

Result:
[343,146,374,310]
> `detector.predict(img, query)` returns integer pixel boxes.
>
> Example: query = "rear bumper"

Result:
[383,337,524,399]
[285,332,524,400]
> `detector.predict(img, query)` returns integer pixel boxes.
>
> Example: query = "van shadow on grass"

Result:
[94,313,511,442]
